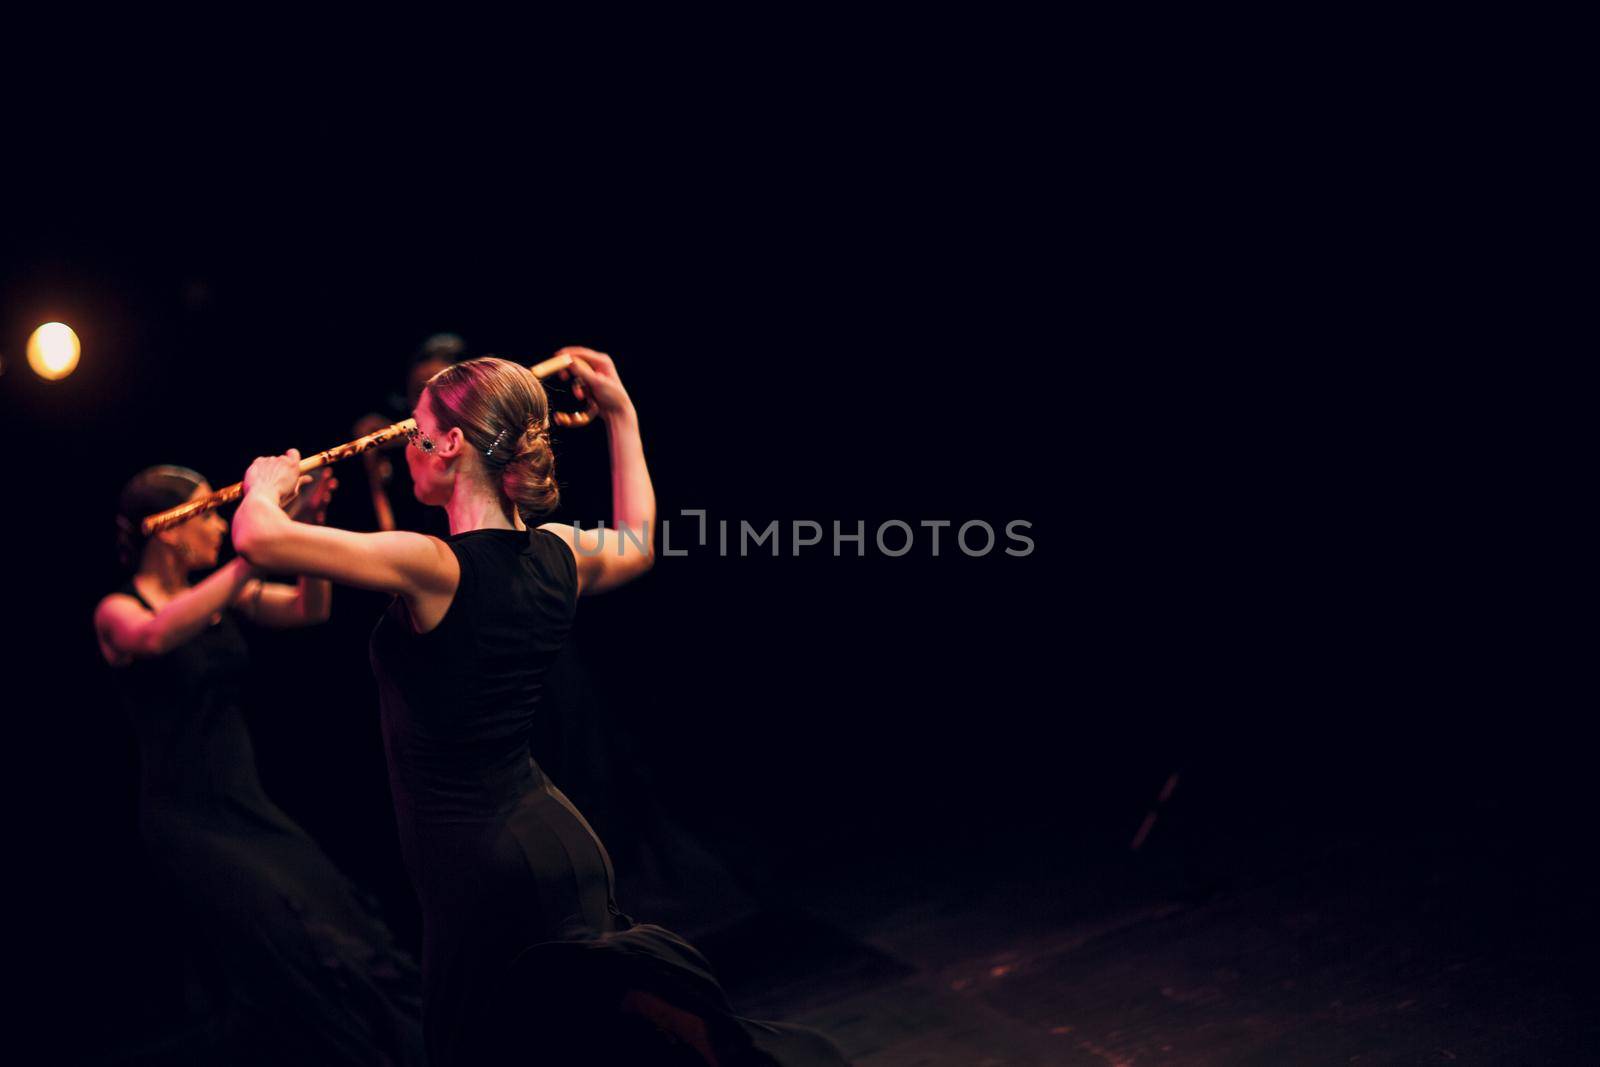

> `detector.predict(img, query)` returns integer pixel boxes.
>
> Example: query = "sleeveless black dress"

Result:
[369,529,846,1066]
[115,582,425,1066]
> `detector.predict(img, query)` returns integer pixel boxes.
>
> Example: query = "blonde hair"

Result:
[423,357,559,521]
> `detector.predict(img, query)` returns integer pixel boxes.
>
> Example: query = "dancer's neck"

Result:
[137,547,190,598]
[444,483,526,536]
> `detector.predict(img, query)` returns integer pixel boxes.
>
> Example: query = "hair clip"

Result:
[484,428,510,460]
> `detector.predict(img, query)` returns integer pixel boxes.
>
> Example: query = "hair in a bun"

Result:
[499,416,559,520]
[424,357,560,522]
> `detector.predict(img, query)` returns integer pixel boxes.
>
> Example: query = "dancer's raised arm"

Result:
[96,557,257,664]
[538,347,657,595]
[232,456,458,606]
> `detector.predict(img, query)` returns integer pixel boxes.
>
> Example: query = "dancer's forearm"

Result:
[296,575,333,623]
[606,403,655,554]
[134,559,257,656]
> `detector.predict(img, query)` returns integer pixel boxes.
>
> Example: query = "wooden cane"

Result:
[141,353,588,536]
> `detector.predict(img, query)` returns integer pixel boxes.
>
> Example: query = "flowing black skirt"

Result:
[142,799,425,1066]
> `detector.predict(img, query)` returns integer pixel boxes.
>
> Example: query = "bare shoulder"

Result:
[383,528,462,599]
[96,591,149,623]
[536,522,585,589]
[94,592,148,666]
[536,522,578,555]
[410,531,463,590]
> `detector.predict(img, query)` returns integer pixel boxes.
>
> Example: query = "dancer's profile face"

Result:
[163,482,227,571]
[406,395,455,507]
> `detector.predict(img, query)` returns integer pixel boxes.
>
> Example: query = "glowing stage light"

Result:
[27,322,81,380]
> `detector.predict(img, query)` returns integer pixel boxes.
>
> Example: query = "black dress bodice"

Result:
[115,582,282,826]
[369,527,577,888]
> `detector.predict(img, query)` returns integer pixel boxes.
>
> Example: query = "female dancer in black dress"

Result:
[94,466,425,1065]
[232,350,845,1065]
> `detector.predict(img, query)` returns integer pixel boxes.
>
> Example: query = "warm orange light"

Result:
[27,322,81,380]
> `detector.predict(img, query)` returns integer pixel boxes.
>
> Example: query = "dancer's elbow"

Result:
[616,542,655,587]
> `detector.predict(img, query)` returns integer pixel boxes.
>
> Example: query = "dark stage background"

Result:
[3,197,1081,1046]
[2,141,1583,1058]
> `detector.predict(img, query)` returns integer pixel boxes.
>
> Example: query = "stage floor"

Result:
[706,803,1596,1065]
[73,791,1596,1064]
